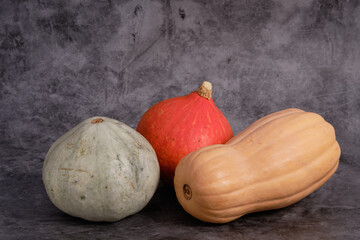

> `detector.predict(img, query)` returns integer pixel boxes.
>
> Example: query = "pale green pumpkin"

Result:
[42,116,160,222]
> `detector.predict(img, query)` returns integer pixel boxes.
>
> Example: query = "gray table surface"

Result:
[1,145,359,239]
[1,0,360,239]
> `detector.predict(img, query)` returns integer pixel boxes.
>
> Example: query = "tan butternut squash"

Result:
[174,108,340,223]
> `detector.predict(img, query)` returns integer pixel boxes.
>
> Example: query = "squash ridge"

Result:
[232,113,326,155]
[195,139,338,200]
[228,110,304,146]
[187,145,232,180]
[194,159,339,222]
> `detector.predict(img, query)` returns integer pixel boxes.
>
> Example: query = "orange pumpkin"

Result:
[137,81,233,185]
[174,108,340,223]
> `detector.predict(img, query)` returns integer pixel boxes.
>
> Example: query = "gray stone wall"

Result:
[1,0,359,172]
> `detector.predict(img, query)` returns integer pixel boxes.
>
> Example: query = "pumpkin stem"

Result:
[196,81,212,99]
[91,118,104,124]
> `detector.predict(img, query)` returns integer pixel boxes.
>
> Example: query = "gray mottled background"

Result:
[1,0,359,239]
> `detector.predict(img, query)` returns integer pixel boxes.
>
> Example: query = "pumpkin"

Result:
[42,117,160,222]
[174,108,340,223]
[136,81,233,185]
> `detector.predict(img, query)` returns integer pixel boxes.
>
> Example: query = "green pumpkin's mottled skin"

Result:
[42,117,160,222]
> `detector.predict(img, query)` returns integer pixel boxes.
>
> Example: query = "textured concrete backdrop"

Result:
[1,0,360,168]
[1,0,360,239]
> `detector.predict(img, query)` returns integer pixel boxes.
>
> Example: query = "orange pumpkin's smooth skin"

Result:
[136,82,233,185]
[174,108,341,223]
